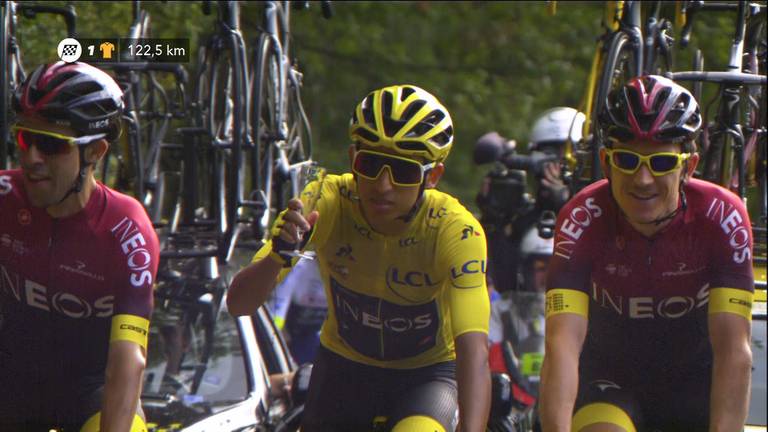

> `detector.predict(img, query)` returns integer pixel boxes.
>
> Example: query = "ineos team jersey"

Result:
[0,169,159,385]
[255,173,490,369]
[546,179,754,376]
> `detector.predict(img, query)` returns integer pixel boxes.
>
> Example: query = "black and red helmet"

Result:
[600,75,702,146]
[12,62,124,141]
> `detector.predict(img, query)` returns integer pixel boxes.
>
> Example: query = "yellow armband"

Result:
[709,288,753,321]
[546,289,589,318]
[110,314,150,349]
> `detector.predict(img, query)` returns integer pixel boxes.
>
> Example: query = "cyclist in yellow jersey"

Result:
[228,84,491,431]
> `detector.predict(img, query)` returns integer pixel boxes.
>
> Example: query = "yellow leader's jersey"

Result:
[254,173,490,369]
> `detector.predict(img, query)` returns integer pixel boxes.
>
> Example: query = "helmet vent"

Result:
[355,127,379,143]
[43,71,78,91]
[362,95,376,126]
[420,109,444,127]
[430,126,452,147]
[396,140,429,153]
[400,86,416,101]
[400,100,425,124]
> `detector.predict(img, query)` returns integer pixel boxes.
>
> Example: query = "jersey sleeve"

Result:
[704,189,755,319]
[110,204,160,349]
[438,212,491,338]
[545,191,604,318]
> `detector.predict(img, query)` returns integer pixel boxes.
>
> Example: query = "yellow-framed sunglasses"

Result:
[352,149,435,186]
[605,148,691,176]
[11,125,106,156]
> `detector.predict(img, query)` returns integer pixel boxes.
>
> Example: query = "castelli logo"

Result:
[18,209,31,225]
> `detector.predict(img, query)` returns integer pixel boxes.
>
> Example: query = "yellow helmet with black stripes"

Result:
[349,84,454,163]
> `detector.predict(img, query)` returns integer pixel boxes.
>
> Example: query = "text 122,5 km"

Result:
[120,38,190,63]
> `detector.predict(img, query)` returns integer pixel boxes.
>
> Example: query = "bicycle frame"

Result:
[0,1,76,169]
[566,0,677,193]
[670,1,766,200]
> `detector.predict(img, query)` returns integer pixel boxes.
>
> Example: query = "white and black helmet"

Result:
[528,107,585,152]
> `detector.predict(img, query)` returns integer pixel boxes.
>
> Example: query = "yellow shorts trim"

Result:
[709,287,754,321]
[110,314,150,349]
[546,289,589,318]
[755,289,766,303]
[572,402,636,432]
[80,412,147,432]
[391,415,445,432]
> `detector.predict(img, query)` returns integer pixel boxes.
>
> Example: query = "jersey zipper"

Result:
[379,238,388,359]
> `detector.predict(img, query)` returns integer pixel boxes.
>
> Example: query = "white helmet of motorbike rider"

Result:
[518,226,554,293]
[527,106,585,155]
[527,107,585,212]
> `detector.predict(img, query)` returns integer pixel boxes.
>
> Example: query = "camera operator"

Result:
[474,106,585,293]
[527,106,585,213]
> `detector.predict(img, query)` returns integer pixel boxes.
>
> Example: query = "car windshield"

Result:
[142,294,249,415]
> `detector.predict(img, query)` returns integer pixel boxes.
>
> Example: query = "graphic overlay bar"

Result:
[119,38,190,63]
[78,39,119,63]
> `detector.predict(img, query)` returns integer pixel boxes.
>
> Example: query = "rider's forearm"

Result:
[102,342,146,432]
[708,341,752,432]
[227,255,282,316]
[456,332,491,432]
[539,348,579,432]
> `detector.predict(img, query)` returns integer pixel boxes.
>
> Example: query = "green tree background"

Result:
[14,0,738,214]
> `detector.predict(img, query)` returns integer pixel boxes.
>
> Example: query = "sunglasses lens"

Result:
[612,151,640,171]
[354,152,423,185]
[387,157,423,185]
[354,152,385,179]
[16,130,73,156]
[649,155,680,173]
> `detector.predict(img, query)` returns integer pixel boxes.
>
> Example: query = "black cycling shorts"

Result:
[0,374,103,431]
[573,373,710,431]
[300,345,458,432]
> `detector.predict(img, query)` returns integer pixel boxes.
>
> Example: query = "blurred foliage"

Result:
[11,0,743,214]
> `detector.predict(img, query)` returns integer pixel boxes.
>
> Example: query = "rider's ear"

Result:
[425,163,445,188]
[85,139,109,165]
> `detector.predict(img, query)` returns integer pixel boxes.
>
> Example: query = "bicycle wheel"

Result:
[250,32,281,241]
[588,30,640,182]
[196,34,248,260]
[272,69,314,212]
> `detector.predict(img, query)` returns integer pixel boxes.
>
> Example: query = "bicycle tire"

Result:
[271,70,314,215]
[250,32,281,241]
[588,30,639,183]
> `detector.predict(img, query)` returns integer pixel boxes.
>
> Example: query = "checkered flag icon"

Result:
[62,45,78,56]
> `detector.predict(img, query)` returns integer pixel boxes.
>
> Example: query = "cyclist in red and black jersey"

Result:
[539,75,754,431]
[0,62,159,431]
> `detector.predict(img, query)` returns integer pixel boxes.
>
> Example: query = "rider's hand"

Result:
[269,198,319,264]
[538,162,569,209]
[540,162,565,190]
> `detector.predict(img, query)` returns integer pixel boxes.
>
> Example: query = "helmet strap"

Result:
[55,146,92,205]
[396,175,429,223]
[643,176,688,226]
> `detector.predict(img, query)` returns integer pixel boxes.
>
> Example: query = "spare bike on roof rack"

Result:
[248,1,332,242]
[1,0,77,169]
[549,0,678,194]
[183,0,251,264]
[666,0,767,293]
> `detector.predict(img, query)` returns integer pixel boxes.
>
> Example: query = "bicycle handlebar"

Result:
[18,4,77,37]
[679,0,747,47]
[665,70,767,85]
